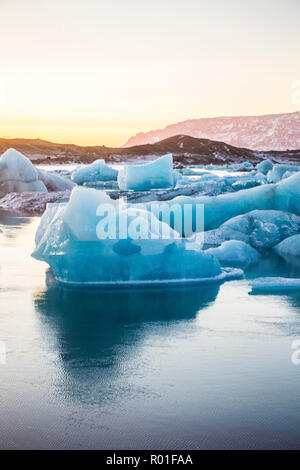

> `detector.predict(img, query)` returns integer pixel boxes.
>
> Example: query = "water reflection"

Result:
[34,271,219,372]
[246,250,300,279]
[0,208,31,228]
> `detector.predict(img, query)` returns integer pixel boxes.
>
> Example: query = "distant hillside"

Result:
[0,135,300,167]
[123,112,300,151]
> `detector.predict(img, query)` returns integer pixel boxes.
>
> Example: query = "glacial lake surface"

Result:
[1,209,300,450]
[1,164,300,450]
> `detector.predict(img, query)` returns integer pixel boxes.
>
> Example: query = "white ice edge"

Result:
[249,277,300,294]
[56,267,243,289]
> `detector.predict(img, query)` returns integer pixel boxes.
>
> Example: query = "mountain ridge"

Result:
[123,112,300,151]
[1,134,300,167]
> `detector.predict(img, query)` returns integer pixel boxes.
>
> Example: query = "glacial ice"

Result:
[230,172,266,191]
[37,168,75,192]
[71,159,118,184]
[0,148,74,196]
[117,154,175,191]
[203,210,300,249]
[274,234,300,267]
[206,240,260,268]
[256,159,273,175]
[0,148,47,195]
[267,164,300,183]
[142,171,300,235]
[249,277,300,294]
[32,186,242,287]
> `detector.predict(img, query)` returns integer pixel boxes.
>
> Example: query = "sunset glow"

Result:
[1,0,299,146]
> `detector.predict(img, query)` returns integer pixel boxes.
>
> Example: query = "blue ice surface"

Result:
[274,234,300,267]
[230,172,266,191]
[117,154,176,191]
[72,159,118,184]
[249,277,300,294]
[206,240,261,268]
[32,186,242,287]
[140,171,300,236]
[202,210,300,249]
[256,159,273,175]
[267,164,300,183]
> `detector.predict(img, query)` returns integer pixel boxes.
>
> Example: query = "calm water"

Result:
[1,210,300,449]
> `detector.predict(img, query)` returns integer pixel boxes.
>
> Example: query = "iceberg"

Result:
[231,172,266,191]
[118,154,175,191]
[71,159,118,184]
[249,277,300,294]
[0,148,74,196]
[274,234,300,267]
[37,169,75,192]
[142,171,300,235]
[0,148,47,195]
[32,186,242,287]
[241,161,254,171]
[206,240,260,268]
[267,164,300,183]
[203,210,300,249]
[256,159,273,175]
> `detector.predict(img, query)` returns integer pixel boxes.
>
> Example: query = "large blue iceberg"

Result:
[32,187,241,287]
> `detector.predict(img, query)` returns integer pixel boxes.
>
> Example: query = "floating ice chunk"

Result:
[0,148,47,195]
[0,148,38,182]
[203,210,300,249]
[274,234,300,267]
[231,172,266,191]
[242,162,254,171]
[72,159,118,184]
[37,169,75,191]
[118,154,175,191]
[32,186,241,287]
[143,172,300,235]
[206,240,260,268]
[267,164,300,183]
[256,159,273,175]
[249,277,300,294]
[0,148,75,196]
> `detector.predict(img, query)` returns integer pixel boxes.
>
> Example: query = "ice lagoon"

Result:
[1,209,300,449]
[1,156,300,449]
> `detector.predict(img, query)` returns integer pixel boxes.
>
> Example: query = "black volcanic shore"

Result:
[1,135,300,167]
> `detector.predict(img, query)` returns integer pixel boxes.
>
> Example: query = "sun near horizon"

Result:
[1,0,299,147]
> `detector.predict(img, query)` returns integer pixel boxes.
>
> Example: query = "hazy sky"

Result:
[0,0,299,146]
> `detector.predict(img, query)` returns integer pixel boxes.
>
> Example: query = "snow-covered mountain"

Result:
[123,112,300,151]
